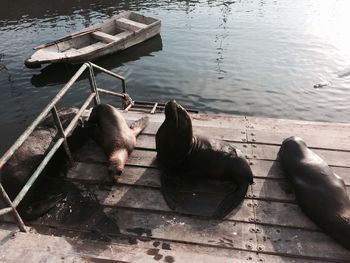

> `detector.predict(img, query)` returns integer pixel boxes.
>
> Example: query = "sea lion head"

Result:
[156,100,193,166]
[278,136,308,161]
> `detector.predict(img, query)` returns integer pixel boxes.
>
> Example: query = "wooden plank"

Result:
[74,139,253,165]
[91,31,122,43]
[253,200,318,230]
[246,116,350,134]
[70,183,253,222]
[36,207,258,253]
[247,129,350,151]
[251,178,350,202]
[121,111,248,129]
[135,134,250,151]
[131,121,247,142]
[33,204,350,262]
[251,144,350,168]
[74,140,158,166]
[116,18,148,31]
[255,224,350,261]
[67,163,322,231]
[250,159,350,186]
[0,227,254,263]
[68,162,161,187]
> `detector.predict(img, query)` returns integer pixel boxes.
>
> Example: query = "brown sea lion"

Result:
[0,107,87,220]
[279,136,350,250]
[156,100,253,218]
[88,104,149,181]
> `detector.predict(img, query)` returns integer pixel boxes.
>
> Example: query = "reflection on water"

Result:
[1,0,350,154]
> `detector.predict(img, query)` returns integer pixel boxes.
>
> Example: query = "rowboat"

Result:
[24,11,161,68]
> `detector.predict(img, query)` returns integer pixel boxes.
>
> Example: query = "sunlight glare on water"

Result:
[0,0,350,154]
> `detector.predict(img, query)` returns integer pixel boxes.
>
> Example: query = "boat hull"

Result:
[25,11,161,67]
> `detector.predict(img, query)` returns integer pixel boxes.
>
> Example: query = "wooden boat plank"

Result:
[91,31,121,43]
[116,17,148,31]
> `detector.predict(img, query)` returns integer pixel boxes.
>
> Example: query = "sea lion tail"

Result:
[130,116,149,137]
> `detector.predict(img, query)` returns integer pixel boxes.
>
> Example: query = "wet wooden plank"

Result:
[251,144,350,168]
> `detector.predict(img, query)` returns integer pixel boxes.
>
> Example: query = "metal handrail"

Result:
[0,62,131,232]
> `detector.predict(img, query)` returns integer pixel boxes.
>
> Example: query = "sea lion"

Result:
[279,136,350,250]
[88,104,149,181]
[0,107,87,220]
[156,100,254,218]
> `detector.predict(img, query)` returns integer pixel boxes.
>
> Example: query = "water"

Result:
[1,0,350,154]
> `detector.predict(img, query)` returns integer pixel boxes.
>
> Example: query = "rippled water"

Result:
[1,0,350,154]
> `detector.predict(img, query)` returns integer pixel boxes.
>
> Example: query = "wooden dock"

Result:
[1,109,350,262]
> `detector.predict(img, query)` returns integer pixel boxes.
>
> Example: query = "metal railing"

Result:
[0,62,133,232]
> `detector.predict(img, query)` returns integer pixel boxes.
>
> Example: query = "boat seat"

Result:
[76,42,106,53]
[115,18,148,32]
[91,31,121,43]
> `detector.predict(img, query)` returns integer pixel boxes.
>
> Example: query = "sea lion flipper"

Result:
[20,192,66,220]
[130,116,149,137]
[213,181,250,219]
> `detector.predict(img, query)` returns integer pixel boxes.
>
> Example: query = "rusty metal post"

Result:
[51,106,74,166]
[87,63,101,105]
[0,184,27,232]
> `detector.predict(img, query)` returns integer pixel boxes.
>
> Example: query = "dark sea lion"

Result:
[0,107,87,220]
[88,104,149,181]
[156,100,253,218]
[279,136,350,250]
